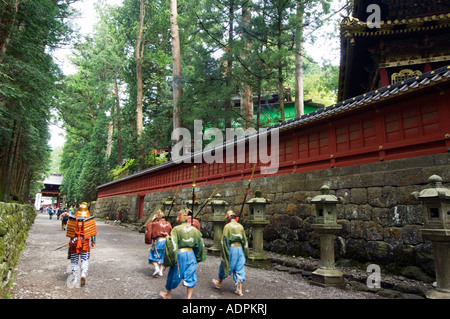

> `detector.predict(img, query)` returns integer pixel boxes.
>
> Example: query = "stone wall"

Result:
[94,194,139,223]
[94,152,450,277]
[0,203,36,299]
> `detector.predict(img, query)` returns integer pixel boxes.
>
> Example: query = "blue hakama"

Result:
[148,239,166,264]
[165,250,198,290]
[218,246,246,283]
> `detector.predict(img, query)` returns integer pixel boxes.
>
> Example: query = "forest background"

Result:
[0,0,351,206]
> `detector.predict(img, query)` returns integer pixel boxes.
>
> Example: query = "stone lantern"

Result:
[207,194,229,254]
[411,174,450,299]
[162,196,173,212]
[308,185,345,288]
[246,190,271,265]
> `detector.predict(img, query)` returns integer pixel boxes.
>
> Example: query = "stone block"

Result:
[368,187,384,207]
[350,188,367,205]
[335,188,351,204]
[376,289,403,299]
[392,245,416,267]
[263,224,279,241]
[399,225,423,245]
[288,216,302,229]
[363,221,384,241]
[345,238,367,261]
[371,207,392,227]
[336,219,350,239]
[360,171,385,187]
[366,241,393,263]
[382,186,398,207]
[384,169,425,187]
[286,241,303,256]
[270,239,287,254]
[350,220,365,238]
[383,227,403,246]
[279,226,295,242]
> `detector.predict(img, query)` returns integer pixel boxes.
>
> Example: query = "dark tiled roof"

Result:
[97,64,450,189]
[278,64,450,132]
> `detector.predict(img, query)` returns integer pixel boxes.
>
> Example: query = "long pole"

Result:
[238,163,257,219]
[166,186,180,220]
[190,165,196,226]
[194,187,218,219]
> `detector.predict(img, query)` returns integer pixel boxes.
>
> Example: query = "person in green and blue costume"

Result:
[159,208,206,299]
[212,209,249,296]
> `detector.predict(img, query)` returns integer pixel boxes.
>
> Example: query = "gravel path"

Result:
[10,213,382,300]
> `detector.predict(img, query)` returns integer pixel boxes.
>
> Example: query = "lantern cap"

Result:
[308,185,343,204]
[209,194,229,206]
[414,175,450,200]
[246,190,271,204]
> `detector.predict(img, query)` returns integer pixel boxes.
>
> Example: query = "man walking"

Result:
[212,209,249,296]
[145,209,172,277]
[159,209,206,299]
[66,202,97,286]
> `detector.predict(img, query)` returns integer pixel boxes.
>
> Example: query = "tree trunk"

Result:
[278,67,285,122]
[135,0,145,139]
[21,169,33,203]
[223,0,235,130]
[170,0,183,138]
[114,77,123,165]
[3,120,19,202]
[0,0,20,64]
[294,0,305,118]
[277,9,285,123]
[240,0,253,128]
[106,120,113,158]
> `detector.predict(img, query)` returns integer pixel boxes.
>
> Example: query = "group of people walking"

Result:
[145,208,249,299]
[63,201,248,298]
[43,205,71,230]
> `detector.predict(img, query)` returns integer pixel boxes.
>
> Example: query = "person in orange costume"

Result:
[67,202,97,286]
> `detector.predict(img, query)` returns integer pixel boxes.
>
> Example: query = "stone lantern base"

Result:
[207,246,221,256]
[310,223,345,288]
[422,229,450,299]
[426,289,450,299]
[246,251,271,268]
[311,268,346,289]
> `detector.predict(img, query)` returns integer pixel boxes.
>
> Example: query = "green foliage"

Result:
[109,159,136,180]
[0,0,342,203]
[0,0,75,202]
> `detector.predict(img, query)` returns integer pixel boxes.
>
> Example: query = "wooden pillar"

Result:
[379,68,389,87]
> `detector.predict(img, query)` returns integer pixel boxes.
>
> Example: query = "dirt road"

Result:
[10,213,380,300]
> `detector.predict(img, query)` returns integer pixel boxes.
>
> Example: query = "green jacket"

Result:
[220,219,249,275]
[163,221,206,267]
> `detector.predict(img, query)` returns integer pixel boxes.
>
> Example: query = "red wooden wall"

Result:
[97,88,450,199]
